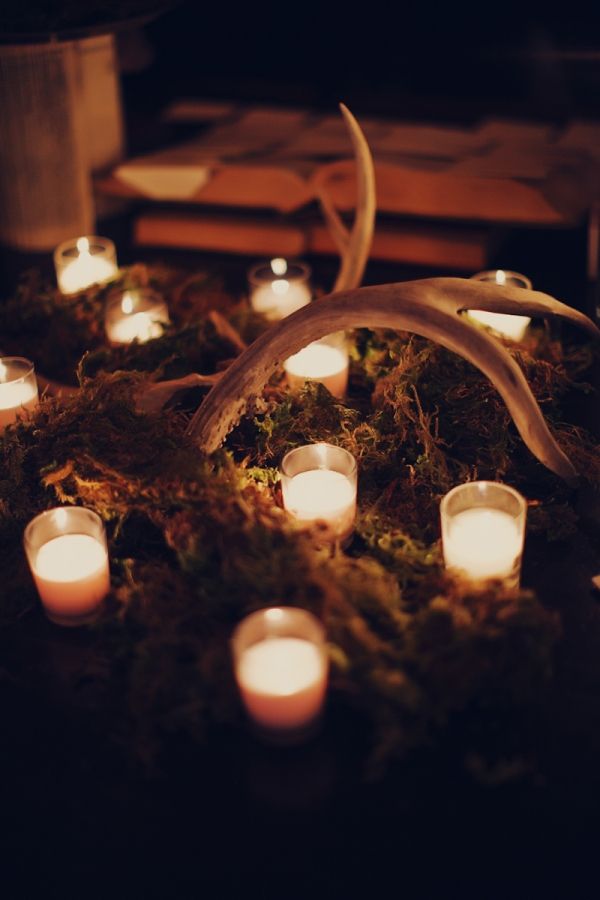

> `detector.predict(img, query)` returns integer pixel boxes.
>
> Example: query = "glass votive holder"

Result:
[54,235,118,295]
[231,606,329,744]
[283,331,349,399]
[24,506,110,627]
[280,442,357,545]
[440,480,527,588]
[467,269,533,341]
[0,357,38,430]
[248,258,312,320]
[104,288,170,345]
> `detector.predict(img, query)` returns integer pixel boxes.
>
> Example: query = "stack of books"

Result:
[95,101,600,271]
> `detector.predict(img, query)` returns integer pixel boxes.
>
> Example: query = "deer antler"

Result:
[313,103,376,292]
[187,277,600,482]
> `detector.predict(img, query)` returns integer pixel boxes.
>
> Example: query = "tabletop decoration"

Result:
[280,442,357,544]
[467,269,533,341]
[54,235,119,295]
[0,356,39,429]
[283,332,350,398]
[440,481,527,587]
[248,259,312,320]
[231,606,329,742]
[23,506,110,626]
[104,287,170,345]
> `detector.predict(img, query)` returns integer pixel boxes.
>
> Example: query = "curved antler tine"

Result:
[428,277,600,340]
[333,103,376,292]
[316,183,350,257]
[186,277,599,481]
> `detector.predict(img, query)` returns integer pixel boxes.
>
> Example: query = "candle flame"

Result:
[53,508,68,530]
[265,608,285,624]
[495,269,506,286]
[76,236,90,255]
[272,279,289,296]
[0,360,6,382]
[121,293,134,315]
[271,258,288,276]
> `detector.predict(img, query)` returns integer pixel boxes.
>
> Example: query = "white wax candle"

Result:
[443,506,522,581]
[236,636,328,731]
[0,379,38,429]
[107,310,163,344]
[57,238,118,294]
[282,468,356,540]
[468,269,531,341]
[467,309,531,342]
[284,342,349,398]
[250,278,311,320]
[32,533,110,625]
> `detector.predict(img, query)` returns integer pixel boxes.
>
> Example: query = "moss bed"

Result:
[2,263,599,779]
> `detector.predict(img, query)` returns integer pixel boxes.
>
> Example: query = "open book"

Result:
[95,103,599,267]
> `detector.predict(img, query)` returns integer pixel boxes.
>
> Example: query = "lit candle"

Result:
[467,269,532,341]
[248,258,312,320]
[284,336,349,398]
[440,481,526,588]
[54,235,118,295]
[0,357,39,429]
[105,289,169,345]
[24,507,110,626]
[280,443,357,544]
[232,607,328,739]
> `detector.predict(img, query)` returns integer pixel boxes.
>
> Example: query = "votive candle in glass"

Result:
[283,332,349,399]
[280,442,357,545]
[24,506,110,626]
[440,480,527,588]
[231,606,328,742]
[467,269,533,341]
[105,288,170,345]
[0,357,39,430]
[248,258,312,320]
[54,235,118,295]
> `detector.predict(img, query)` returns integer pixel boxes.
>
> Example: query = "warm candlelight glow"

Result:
[468,269,532,342]
[24,506,110,626]
[271,257,288,276]
[0,357,39,429]
[232,607,328,739]
[284,339,349,398]
[54,235,118,295]
[440,481,526,587]
[280,443,357,544]
[248,260,312,320]
[105,289,169,345]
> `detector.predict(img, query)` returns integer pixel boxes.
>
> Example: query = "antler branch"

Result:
[187,277,600,482]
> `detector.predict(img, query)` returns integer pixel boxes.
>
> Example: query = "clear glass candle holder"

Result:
[248,258,312,320]
[231,606,329,744]
[54,235,118,295]
[24,506,110,627]
[467,269,533,342]
[280,442,357,545]
[104,288,170,345]
[0,356,38,430]
[440,480,527,588]
[284,331,349,399]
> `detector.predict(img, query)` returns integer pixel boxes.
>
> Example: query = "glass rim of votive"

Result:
[280,441,357,480]
[470,269,532,290]
[440,480,526,520]
[0,356,35,384]
[24,505,106,556]
[231,606,326,658]
[53,234,116,265]
[248,259,311,287]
